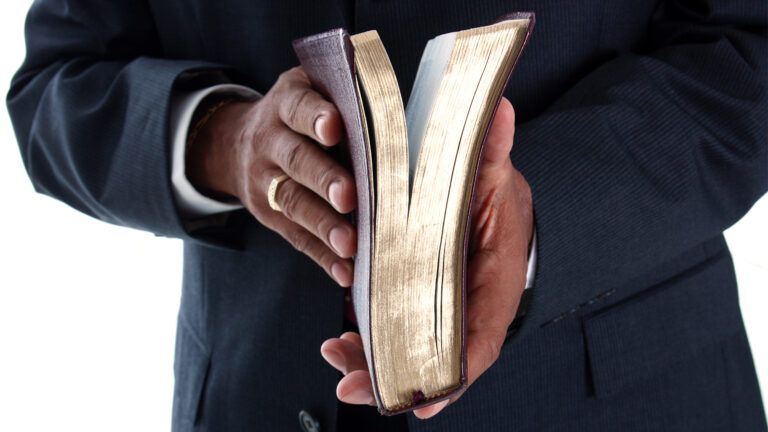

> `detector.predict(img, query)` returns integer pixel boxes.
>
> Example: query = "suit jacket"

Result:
[7,0,768,430]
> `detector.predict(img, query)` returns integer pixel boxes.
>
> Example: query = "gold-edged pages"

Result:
[349,19,529,411]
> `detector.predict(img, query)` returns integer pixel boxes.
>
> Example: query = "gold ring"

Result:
[267,174,290,212]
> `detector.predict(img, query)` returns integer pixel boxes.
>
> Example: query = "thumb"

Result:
[481,97,515,166]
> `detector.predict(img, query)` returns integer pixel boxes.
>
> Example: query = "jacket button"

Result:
[298,410,320,432]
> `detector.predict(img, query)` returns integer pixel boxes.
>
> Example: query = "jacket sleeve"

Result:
[511,0,767,335]
[6,0,246,245]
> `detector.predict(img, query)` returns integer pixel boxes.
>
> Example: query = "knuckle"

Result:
[320,254,336,272]
[276,69,294,86]
[483,338,502,363]
[283,138,305,173]
[291,66,307,78]
[289,230,313,255]
[284,88,312,129]
[272,77,293,100]
[317,99,336,115]
[284,66,301,77]
[274,68,307,92]
[287,66,309,84]
[316,167,337,195]
[279,183,302,220]
[315,247,335,269]
[248,121,268,149]
[263,87,283,111]
[250,120,278,155]
[315,216,338,244]
[242,185,260,213]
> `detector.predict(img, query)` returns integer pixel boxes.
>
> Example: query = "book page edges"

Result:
[378,13,535,416]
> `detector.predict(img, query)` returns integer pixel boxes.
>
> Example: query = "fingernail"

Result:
[314,114,326,143]
[331,261,350,286]
[342,388,375,405]
[432,399,450,412]
[328,180,343,211]
[329,226,349,256]
[321,347,346,373]
[415,399,449,420]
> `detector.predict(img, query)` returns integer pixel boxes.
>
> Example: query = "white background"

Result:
[0,2,765,431]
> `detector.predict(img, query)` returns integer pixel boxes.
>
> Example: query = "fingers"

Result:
[321,332,375,406]
[242,67,356,283]
[260,212,354,286]
[339,331,363,347]
[482,97,516,166]
[270,129,356,214]
[274,67,344,146]
[319,331,453,416]
[320,337,368,374]
[320,331,375,406]
[413,399,450,420]
[337,370,376,406]
[265,172,356,258]
[234,67,359,287]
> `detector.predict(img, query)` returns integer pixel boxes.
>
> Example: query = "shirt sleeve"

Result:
[525,232,537,289]
[170,84,261,218]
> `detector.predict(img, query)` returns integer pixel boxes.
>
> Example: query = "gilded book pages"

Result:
[350,18,531,412]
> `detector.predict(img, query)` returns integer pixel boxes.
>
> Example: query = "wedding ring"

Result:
[267,174,290,212]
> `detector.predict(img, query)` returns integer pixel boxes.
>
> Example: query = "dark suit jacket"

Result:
[7,0,768,430]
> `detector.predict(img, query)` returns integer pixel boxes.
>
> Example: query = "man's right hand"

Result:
[186,67,357,287]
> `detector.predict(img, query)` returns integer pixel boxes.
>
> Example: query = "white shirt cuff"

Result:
[170,84,261,218]
[524,231,537,289]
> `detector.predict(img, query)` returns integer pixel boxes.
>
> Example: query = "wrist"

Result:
[186,97,254,201]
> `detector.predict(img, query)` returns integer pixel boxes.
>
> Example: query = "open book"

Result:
[293,13,534,415]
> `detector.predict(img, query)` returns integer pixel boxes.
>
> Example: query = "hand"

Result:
[187,67,357,287]
[319,98,534,419]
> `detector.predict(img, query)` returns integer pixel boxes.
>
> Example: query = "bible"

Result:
[293,13,534,415]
